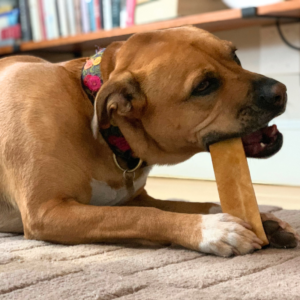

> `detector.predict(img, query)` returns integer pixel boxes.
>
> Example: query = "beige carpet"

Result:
[1,205,300,300]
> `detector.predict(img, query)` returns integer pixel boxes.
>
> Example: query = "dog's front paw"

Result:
[261,213,300,248]
[198,213,263,257]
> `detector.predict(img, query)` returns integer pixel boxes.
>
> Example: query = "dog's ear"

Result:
[100,41,124,82]
[91,72,145,139]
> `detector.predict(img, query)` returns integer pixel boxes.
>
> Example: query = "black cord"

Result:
[276,18,300,51]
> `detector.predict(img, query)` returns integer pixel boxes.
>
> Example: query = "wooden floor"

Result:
[146,177,300,210]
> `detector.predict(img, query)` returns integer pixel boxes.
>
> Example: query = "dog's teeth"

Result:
[260,143,266,148]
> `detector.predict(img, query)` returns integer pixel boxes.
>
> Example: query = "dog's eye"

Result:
[233,52,241,66]
[192,80,209,96]
[191,78,219,97]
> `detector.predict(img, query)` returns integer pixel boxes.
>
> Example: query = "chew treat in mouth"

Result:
[210,138,269,246]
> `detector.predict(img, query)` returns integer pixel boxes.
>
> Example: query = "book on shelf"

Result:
[120,0,127,28]
[19,0,32,41]
[0,5,14,14]
[42,0,59,40]
[1,23,21,40]
[102,0,113,30]
[0,0,137,47]
[74,0,82,34]
[38,0,47,40]
[57,0,69,37]
[112,0,121,28]
[66,0,77,36]
[0,8,19,29]
[126,0,136,27]
[87,0,95,31]
[0,0,233,49]
[80,0,90,33]
[28,0,42,41]
[93,0,101,30]
[38,0,46,40]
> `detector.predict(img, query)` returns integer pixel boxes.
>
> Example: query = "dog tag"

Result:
[123,171,135,191]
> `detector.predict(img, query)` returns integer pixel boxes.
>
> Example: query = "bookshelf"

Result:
[1,1,300,56]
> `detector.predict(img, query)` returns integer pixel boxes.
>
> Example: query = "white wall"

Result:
[150,24,300,186]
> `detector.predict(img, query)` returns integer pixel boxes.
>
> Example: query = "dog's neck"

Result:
[81,49,141,170]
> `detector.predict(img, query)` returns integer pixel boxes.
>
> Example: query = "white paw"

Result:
[199,213,263,257]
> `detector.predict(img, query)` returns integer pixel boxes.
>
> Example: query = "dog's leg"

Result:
[22,197,261,256]
[0,201,23,233]
[125,190,299,249]
[124,189,222,214]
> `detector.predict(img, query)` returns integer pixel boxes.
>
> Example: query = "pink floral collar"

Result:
[82,49,142,170]
[81,48,105,104]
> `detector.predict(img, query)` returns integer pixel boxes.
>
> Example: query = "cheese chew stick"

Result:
[210,138,269,246]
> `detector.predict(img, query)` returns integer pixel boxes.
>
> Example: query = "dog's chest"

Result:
[90,167,151,206]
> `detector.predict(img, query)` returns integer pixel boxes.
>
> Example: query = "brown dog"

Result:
[0,26,298,257]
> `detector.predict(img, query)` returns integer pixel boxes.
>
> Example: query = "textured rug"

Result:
[1,205,300,300]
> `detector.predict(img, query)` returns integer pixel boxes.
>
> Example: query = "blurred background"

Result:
[0,0,299,201]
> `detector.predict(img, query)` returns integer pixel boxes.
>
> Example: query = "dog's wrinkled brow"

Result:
[225,41,236,53]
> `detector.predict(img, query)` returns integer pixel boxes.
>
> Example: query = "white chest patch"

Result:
[90,167,151,206]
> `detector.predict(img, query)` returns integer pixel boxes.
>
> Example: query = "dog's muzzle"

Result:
[240,78,287,158]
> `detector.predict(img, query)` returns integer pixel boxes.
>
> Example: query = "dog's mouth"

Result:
[205,124,283,159]
[241,124,283,158]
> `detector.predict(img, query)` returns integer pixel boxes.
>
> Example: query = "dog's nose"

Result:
[260,80,287,107]
[254,78,287,111]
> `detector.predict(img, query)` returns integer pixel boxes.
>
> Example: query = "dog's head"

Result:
[94,26,287,165]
